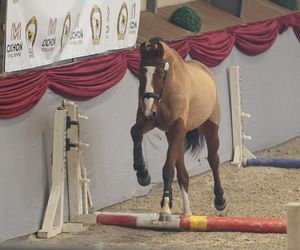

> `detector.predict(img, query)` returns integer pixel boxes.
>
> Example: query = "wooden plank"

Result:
[38,184,62,236]
[157,0,243,33]
[38,108,67,238]
[52,109,67,182]
[288,203,300,250]
[38,226,62,239]
[139,0,293,44]
[62,223,88,233]
[242,0,291,22]
[79,150,89,214]
[64,101,83,221]
[137,10,191,43]
[72,213,98,224]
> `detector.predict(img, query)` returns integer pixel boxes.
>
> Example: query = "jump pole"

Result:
[93,212,287,233]
[246,158,300,168]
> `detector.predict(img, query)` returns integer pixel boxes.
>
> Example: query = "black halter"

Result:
[142,92,161,100]
[141,61,168,102]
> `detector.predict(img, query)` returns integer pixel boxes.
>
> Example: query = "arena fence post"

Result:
[287,203,300,250]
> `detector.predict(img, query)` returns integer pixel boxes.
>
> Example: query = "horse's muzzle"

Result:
[142,92,160,120]
[144,109,157,120]
[149,111,157,120]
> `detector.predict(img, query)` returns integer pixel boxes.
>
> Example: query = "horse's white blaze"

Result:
[181,186,192,215]
[144,66,155,118]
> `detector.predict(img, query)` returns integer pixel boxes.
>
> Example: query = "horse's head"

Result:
[139,38,169,119]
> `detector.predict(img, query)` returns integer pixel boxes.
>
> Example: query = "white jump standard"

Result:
[228,65,300,168]
[38,100,91,238]
[228,65,254,168]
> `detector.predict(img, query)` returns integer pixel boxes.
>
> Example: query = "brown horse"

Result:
[130,38,227,220]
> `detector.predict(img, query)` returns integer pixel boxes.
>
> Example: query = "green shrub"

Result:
[169,6,201,33]
[271,0,298,11]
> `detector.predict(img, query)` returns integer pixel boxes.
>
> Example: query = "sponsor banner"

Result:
[5,0,140,72]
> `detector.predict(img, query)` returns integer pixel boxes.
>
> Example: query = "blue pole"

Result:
[246,158,300,168]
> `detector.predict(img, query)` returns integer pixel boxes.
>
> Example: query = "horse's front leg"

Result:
[130,112,154,186]
[160,118,186,221]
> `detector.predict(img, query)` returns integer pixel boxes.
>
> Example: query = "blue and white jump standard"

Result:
[228,65,300,168]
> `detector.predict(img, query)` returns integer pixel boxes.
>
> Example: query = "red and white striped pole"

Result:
[96,212,286,233]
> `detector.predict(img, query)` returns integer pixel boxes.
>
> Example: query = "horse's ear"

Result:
[139,42,147,56]
[156,42,164,58]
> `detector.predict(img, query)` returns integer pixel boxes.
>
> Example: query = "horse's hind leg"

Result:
[202,119,227,211]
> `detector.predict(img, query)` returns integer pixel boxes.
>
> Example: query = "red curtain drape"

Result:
[188,30,235,67]
[48,52,128,100]
[232,19,280,56]
[0,12,299,118]
[168,39,191,59]
[0,71,48,118]
[291,13,300,41]
[127,48,140,76]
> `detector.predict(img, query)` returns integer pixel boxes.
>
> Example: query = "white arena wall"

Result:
[0,28,300,241]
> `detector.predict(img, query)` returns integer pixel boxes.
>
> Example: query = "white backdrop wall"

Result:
[0,28,300,241]
[235,28,300,151]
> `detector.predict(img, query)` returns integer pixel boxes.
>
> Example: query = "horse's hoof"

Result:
[137,172,151,186]
[158,213,172,222]
[215,198,227,211]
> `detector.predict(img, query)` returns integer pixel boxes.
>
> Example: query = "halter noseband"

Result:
[142,92,161,100]
[141,61,168,102]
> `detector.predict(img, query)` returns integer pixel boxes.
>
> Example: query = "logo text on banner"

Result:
[5,0,140,73]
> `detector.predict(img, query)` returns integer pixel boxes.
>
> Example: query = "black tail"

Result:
[185,128,205,156]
